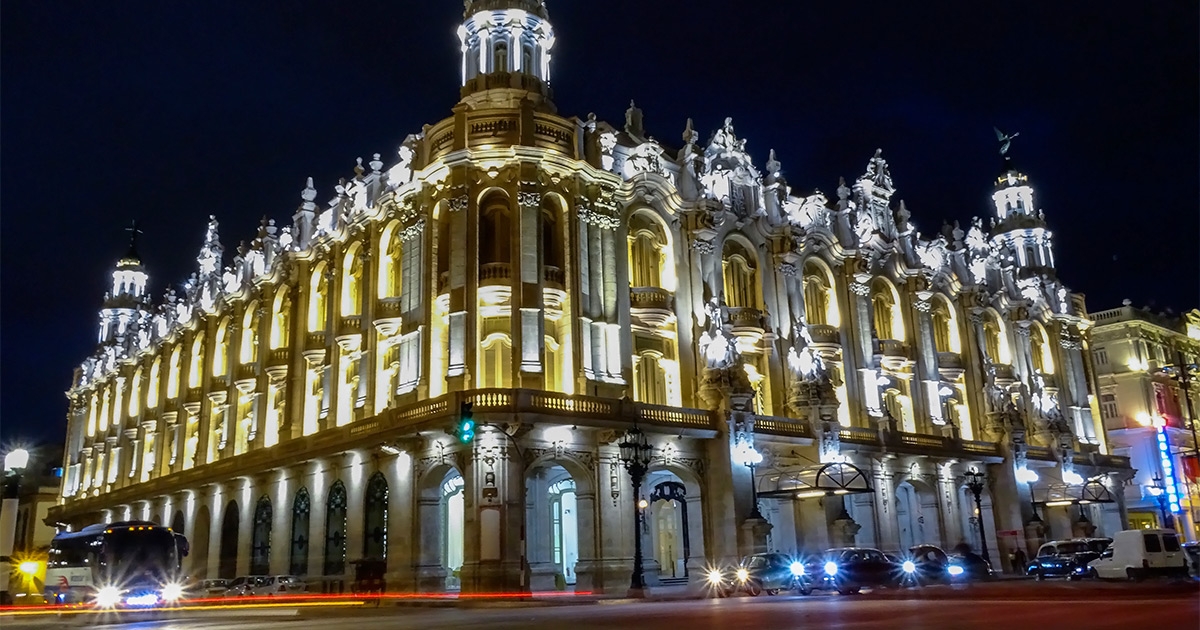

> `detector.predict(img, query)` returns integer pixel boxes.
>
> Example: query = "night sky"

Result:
[2,1,1197,448]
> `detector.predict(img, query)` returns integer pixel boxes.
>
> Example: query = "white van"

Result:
[1087,529,1188,580]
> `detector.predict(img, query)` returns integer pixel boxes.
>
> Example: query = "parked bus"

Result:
[45,520,188,607]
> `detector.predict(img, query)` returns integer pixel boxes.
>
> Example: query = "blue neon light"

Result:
[1157,427,1183,514]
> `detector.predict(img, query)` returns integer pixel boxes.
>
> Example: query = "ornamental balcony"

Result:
[629,287,673,311]
[543,265,565,290]
[337,316,362,337]
[807,324,841,347]
[267,348,290,368]
[480,262,512,287]
[936,351,965,380]
[305,331,326,351]
[874,339,911,370]
[375,297,403,321]
[185,387,203,403]
[728,307,766,331]
[235,363,258,382]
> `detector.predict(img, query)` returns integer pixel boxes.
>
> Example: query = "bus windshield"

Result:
[101,529,179,588]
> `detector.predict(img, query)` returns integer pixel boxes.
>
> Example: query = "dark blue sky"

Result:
[2,0,1197,447]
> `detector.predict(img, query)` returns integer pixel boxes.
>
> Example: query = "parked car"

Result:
[224,576,269,597]
[253,575,308,596]
[904,545,951,584]
[945,549,994,582]
[200,579,230,597]
[706,552,809,597]
[1182,541,1200,577]
[1026,540,1103,579]
[807,547,899,594]
[1087,529,1189,580]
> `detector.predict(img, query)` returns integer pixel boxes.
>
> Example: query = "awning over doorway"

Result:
[1037,476,1116,506]
[756,462,874,500]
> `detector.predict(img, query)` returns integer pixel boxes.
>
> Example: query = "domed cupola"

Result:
[457,0,556,110]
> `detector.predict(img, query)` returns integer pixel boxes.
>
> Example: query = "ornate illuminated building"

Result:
[1088,304,1200,539]
[54,0,1132,593]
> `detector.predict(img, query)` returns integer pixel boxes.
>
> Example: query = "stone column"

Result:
[459,438,526,593]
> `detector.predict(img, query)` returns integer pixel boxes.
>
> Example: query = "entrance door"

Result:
[650,481,689,579]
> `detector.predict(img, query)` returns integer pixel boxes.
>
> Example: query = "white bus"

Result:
[45,520,188,607]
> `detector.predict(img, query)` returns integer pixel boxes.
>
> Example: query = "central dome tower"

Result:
[457,0,556,111]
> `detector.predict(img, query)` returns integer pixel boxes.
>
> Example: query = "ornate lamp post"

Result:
[1,448,30,606]
[1147,474,1173,530]
[618,425,654,596]
[1016,466,1041,522]
[732,436,764,520]
[963,468,992,566]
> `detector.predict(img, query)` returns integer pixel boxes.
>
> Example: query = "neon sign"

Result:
[1157,427,1182,514]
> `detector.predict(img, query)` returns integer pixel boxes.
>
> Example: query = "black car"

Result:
[1026,540,1104,579]
[808,547,900,594]
[946,550,994,581]
[904,545,952,584]
[706,552,809,597]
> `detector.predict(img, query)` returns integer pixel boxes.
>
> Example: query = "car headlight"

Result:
[707,569,724,585]
[902,560,916,574]
[824,561,838,576]
[161,582,184,602]
[947,565,965,576]
[735,568,750,583]
[790,561,805,577]
[96,586,122,608]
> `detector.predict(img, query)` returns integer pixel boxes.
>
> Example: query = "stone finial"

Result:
[301,177,317,203]
[370,153,383,174]
[682,117,697,146]
[624,99,644,139]
[354,157,365,179]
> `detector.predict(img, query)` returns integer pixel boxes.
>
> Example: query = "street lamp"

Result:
[1016,466,1041,522]
[1147,475,1173,530]
[732,437,764,520]
[618,425,654,597]
[1,448,30,606]
[963,468,992,566]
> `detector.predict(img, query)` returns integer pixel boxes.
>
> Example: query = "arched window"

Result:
[802,259,839,327]
[167,346,182,399]
[341,245,362,317]
[480,334,512,388]
[983,313,1008,364]
[290,488,311,576]
[493,40,508,73]
[480,195,512,265]
[308,264,328,332]
[722,239,758,309]
[1031,325,1054,374]
[544,336,562,393]
[240,304,260,364]
[212,319,229,378]
[147,357,161,409]
[870,280,904,342]
[521,43,534,74]
[188,332,206,388]
[634,352,668,406]
[627,213,668,289]
[931,298,960,354]
[128,367,142,418]
[250,496,272,575]
[324,481,347,576]
[379,224,402,299]
[541,205,563,271]
[271,289,291,349]
[363,473,389,563]
[98,389,111,433]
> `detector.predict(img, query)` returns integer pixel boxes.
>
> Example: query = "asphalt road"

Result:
[5,594,1196,630]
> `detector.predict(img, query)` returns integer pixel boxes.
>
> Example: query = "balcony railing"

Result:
[629,286,673,311]
[305,332,326,351]
[807,324,841,345]
[480,262,512,287]
[728,307,765,330]
[542,265,565,289]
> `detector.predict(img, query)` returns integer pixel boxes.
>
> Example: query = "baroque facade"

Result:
[53,0,1132,593]
[1089,304,1200,540]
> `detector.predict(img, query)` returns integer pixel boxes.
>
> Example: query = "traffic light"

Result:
[456,402,475,444]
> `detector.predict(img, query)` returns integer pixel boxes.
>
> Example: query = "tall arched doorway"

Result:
[218,500,239,579]
[441,472,465,590]
[363,473,389,565]
[644,467,704,582]
[895,479,943,550]
[290,488,311,576]
[191,505,211,579]
[171,510,185,536]
[250,496,272,575]
[525,463,581,589]
[649,480,688,579]
[324,481,348,577]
